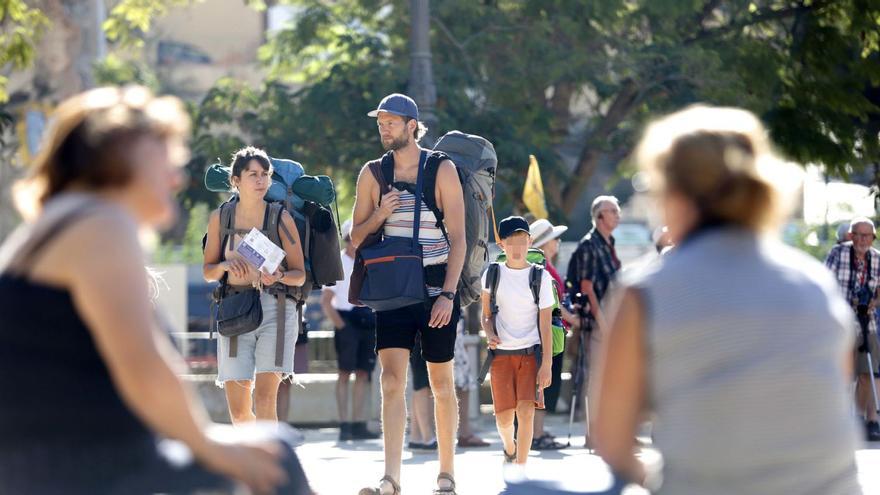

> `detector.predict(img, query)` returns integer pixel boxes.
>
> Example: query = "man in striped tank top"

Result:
[353,94,466,495]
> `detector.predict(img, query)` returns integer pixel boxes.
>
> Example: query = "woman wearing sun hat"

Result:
[528,218,577,449]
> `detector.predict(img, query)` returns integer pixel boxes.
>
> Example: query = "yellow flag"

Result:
[522,154,548,220]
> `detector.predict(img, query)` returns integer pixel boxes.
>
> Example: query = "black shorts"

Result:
[375,295,460,363]
[410,339,430,391]
[334,308,377,373]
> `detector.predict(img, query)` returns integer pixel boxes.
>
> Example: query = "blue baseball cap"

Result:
[367,93,419,120]
[498,216,531,240]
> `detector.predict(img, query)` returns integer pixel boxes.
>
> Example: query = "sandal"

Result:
[532,433,566,450]
[432,472,456,495]
[503,446,517,464]
[358,475,400,495]
[457,434,489,448]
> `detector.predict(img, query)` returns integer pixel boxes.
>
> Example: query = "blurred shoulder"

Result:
[764,239,840,291]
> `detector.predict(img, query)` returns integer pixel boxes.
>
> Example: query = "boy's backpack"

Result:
[489,248,566,356]
[377,131,497,308]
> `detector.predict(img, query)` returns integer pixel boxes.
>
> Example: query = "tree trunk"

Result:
[560,79,639,215]
[548,81,574,139]
[408,0,438,146]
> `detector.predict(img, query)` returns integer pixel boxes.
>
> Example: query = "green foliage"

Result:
[0,0,49,102]
[154,202,211,264]
[237,0,880,218]
[783,221,839,261]
[104,0,196,47]
[128,0,880,224]
[93,54,160,90]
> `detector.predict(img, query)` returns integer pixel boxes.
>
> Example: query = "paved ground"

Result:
[295,413,880,494]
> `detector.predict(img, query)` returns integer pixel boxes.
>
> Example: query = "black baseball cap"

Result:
[498,216,531,239]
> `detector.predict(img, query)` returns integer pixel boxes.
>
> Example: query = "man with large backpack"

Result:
[352,94,465,495]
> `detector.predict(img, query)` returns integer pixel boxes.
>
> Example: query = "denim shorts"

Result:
[217,291,299,386]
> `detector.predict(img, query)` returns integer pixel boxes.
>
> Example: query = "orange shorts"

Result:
[489,353,545,414]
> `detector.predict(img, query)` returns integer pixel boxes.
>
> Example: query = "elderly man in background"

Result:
[564,196,622,446]
[825,217,880,441]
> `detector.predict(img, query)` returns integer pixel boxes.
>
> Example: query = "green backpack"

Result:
[490,248,566,356]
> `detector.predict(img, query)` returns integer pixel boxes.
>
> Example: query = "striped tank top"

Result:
[384,183,449,297]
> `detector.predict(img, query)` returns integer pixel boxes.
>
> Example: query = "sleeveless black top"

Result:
[0,206,151,446]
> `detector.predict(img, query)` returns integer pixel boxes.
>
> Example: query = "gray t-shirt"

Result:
[622,227,861,495]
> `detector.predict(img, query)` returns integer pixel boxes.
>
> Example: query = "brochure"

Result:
[236,227,285,274]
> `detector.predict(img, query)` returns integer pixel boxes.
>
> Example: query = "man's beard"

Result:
[383,134,410,151]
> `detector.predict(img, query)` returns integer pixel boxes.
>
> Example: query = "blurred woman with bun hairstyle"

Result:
[591,105,862,494]
[0,86,311,494]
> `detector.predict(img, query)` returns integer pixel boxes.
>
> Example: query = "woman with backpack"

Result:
[0,86,311,494]
[203,146,306,424]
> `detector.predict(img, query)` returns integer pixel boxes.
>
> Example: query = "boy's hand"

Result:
[486,330,501,349]
[537,363,552,389]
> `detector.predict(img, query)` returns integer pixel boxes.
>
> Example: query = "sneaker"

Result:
[339,422,352,442]
[867,421,880,442]
[350,421,381,440]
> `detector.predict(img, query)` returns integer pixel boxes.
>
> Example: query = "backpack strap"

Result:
[367,159,390,196]
[278,212,297,246]
[218,201,237,260]
[265,202,292,366]
[529,264,544,347]
[530,264,546,370]
[266,202,284,248]
[275,292,286,367]
[477,262,501,385]
[422,151,451,244]
[486,262,501,319]
[214,200,239,298]
[380,151,394,188]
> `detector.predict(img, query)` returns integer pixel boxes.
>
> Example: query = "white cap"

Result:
[529,219,568,249]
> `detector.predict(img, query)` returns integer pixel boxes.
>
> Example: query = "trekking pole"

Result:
[857,307,880,415]
[566,319,586,449]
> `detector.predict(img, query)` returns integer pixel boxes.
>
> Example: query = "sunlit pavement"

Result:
[294,413,879,494]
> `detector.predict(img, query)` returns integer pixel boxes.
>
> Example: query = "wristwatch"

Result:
[439,291,455,301]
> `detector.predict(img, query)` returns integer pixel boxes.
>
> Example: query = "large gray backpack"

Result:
[424,131,498,308]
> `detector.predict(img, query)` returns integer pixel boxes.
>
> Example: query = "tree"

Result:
[105,0,880,222]
[0,0,48,103]
[250,0,880,218]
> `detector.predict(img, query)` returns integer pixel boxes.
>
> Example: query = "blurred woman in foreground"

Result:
[592,105,862,494]
[0,86,310,494]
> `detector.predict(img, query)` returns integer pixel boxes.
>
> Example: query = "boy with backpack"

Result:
[481,216,554,465]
